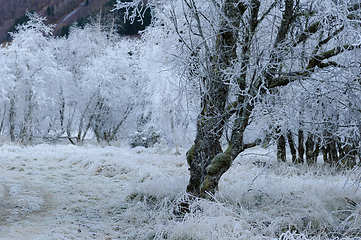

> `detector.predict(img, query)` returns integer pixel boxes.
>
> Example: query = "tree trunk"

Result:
[199,103,261,198]
[186,0,251,198]
[9,96,16,142]
[20,89,34,144]
[305,133,315,165]
[59,87,65,132]
[327,139,338,166]
[287,130,297,163]
[0,104,6,135]
[170,110,180,155]
[344,144,357,169]
[313,138,320,164]
[298,129,304,164]
[338,138,346,167]
[277,134,287,162]
[186,127,223,196]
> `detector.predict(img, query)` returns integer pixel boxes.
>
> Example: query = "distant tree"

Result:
[61,25,70,37]
[2,12,66,143]
[119,6,151,35]
[7,11,35,39]
[80,40,145,144]
[0,11,184,146]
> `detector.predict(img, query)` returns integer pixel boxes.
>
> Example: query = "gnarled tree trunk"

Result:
[186,0,254,198]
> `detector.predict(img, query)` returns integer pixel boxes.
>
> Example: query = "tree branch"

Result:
[293,3,361,47]
[274,0,295,47]
[243,138,262,150]
[314,25,344,52]
[348,3,361,12]
[268,43,359,88]
[306,44,361,70]
[293,21,320,47]
[256,1,277,28]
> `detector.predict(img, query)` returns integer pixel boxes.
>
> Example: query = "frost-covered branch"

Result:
[113,0,148,24]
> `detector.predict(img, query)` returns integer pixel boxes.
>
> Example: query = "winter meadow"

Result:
[1,0,361,239]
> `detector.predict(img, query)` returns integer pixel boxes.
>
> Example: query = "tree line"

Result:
[0,12,193,147]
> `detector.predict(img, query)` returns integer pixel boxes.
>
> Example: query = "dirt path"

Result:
[0,172,52,225]
[0,158,129,239]
[0,145,188,239]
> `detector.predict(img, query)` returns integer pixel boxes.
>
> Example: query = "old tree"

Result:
[117,0,361,198]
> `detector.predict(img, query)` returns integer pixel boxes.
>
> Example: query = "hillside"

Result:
[0,0,110,42]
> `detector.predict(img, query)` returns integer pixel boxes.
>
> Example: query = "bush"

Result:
[128,126,163,148]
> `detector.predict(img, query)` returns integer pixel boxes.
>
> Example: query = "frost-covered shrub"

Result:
[128,126,163,148]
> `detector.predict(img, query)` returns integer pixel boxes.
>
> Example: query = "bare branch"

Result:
[256,0,277,27]
[293,3,361,47]
[293,21,320,47]
[307,44,361,69]
[348,3,361,12]
[243,138,262,150]
[269,43,359,88]
[317,26,344,49]
[274,0,295,47]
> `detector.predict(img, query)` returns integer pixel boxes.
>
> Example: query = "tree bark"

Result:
[305,133,315,165]
[342,143,357,169]
[287,130,297,163]
[298,129,304,164]
[322,146,328,164]
[327,139,338,166]
[0,104,6,135]
[186,0,251,197]
[9,96,16,142]
[313,138,320,164]
[277,134,287,162]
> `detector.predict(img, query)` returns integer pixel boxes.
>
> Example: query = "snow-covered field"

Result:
[0,143,360,239]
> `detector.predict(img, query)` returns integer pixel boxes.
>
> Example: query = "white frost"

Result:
[0,144,360,239]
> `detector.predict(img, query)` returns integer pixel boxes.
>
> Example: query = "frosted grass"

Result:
[0,144,360,239]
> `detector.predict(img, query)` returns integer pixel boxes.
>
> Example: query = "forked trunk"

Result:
[186,134,222,196]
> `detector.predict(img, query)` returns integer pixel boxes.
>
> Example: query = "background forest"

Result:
[1,0,361,169]
[1,0,361,239]
[0,12,188,147]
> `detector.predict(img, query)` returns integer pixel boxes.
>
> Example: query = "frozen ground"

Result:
[0,143,360,239]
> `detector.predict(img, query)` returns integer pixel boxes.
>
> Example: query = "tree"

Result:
[116,0,361,199]
[1,12,66,144]
[80,40,145,144]
[136,26,197,148]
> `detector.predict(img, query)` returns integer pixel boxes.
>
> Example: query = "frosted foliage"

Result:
[237,0,361,144]
[0,13,69,142]
[0,144,361,239]
[0,11,196,145]
[137,26,197,145]
[253,65,361,143]
[114,0,361,149]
